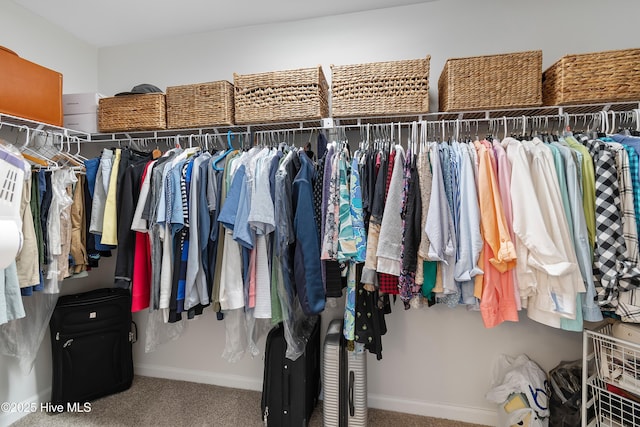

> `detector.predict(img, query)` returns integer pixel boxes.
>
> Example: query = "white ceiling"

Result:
[12,0,434,48]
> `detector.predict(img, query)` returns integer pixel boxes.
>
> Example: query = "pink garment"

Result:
[131,162,154,312]
[493,141,522,311]
[131,232,151,312]
[476,142,518,328]
[248,247,257,309]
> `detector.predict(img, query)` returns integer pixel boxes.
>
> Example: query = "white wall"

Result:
[0,2,98,426]
[0,0,98,93]
[97,0,640,106]
[95,0,640,425]
[3,0,640,425]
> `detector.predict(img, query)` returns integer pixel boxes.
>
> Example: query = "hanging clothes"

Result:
[377,147,400,295]
[15,175,39,287]
[475,139,517,328]
[424,142,456,296]
[454,142,483,306]
[361,148,387,289]
[130,160,157,312]
[416,147,437,300]
[292,151,325,315]
[114,160,149,289]
[184,152,213,315]
[584,136,631,308]
[398,150,421,308]
[69,174,88,276]
[506,138,583,328]
[21,116,640,365]
[0,262,24,325]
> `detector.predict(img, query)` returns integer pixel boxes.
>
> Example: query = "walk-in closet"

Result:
[2,1,640,426]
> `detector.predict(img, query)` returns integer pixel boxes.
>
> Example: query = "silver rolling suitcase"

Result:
[323,319,367,426]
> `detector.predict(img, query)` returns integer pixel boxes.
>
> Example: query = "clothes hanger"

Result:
[61,133,85,166]
[2,125,51,169]
[596,110,607,138]
[51,132,84,169]
[69,135,88,162]
[14,126,49,168]
[410,121,417,154]
[202,134,209,153]
[151,137,163,159]
[633,109,640,136]
[212,130,234,171]
[503,116,509,142]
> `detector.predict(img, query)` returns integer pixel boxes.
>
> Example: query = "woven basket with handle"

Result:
[438,50,542,112]
[543,48,640,106]
[233,66,329,124]
[98,93,166,132]
[166,81,234,129]
[331,57,430,118]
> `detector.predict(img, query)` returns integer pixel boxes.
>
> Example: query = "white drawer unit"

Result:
[583,322,640,426]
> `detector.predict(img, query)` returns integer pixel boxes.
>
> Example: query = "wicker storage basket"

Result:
[166,81,234,129]
[543,48,640,106]
[98,93,166,132]
[331,57,430,118]
[438,50,542,112]
[233,66,329,124]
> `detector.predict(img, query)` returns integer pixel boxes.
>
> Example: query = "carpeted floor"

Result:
[10,376,488,427]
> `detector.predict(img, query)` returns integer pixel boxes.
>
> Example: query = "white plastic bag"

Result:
[486,354,550,427]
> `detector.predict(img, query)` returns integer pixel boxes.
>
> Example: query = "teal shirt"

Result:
[552,142,603,326]
[547,143,574,238]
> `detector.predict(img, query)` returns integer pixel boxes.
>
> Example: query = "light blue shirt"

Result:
[552,142,603,324]
[248,150,277,236]
[233,165,255,250]
[425,143,457,297]
[454,143,483,305]
[217,165,246,231]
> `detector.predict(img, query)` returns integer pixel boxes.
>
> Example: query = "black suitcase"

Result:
[261,316,321,427]
[49,287,134,407]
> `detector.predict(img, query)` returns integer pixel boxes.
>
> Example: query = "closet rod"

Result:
[86,109,640,148]
[89,129,252,147]
[329,110,640,136]
[85,102,640,146]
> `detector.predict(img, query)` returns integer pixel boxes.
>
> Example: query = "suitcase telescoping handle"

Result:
[348,370,355,417]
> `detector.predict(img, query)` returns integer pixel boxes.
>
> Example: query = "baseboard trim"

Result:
[367,392,497,426]
[0,387,51,427]
[135,363,497,425]
[134,363,263,392]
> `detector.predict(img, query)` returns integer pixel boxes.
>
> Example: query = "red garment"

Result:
[379,273,399,294]
[131,161,154,312]
[379,148,400,294]
[131,232,152,312]
[385,150,396,198]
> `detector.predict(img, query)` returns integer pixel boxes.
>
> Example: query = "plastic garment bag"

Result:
[486,353,550,427]
[221,308,247,363]
[144,309,184,353]
[0,289,58,373]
